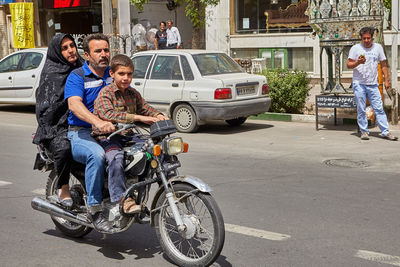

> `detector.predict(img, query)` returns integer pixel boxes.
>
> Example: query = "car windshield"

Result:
[192,53,244,76]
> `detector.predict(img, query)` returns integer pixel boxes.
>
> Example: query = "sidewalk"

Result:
[250,112,400,131]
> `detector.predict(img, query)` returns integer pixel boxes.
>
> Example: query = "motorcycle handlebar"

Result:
[107,123,137,140]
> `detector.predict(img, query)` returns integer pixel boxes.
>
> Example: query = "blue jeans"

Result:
[353,83,389,136]
[99,136,126,203]
[67,128,105,210]
[98,135,144,203]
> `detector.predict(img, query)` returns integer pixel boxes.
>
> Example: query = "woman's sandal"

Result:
[56,189,73,208]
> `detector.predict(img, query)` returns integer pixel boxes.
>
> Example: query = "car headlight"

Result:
[162,137,183,155]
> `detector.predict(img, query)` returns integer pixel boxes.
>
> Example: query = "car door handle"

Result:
[134,82,141,86]
[172,83,179,87]
[8,76,12,80]
[32,74,35,78]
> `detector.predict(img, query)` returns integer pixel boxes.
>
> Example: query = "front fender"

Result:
[150,175,212,226]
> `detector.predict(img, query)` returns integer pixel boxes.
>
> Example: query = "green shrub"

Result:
[263,68,311,114]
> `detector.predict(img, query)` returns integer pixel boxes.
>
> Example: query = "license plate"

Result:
[236,86,255,95]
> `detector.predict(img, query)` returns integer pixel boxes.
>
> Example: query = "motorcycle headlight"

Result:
[162,137,183,155]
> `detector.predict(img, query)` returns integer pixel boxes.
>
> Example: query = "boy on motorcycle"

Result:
[92,54,168,214]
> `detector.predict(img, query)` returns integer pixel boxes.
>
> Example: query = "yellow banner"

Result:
[9,2,35,48]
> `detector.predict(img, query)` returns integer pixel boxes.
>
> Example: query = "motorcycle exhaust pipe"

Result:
[31,197,93,228]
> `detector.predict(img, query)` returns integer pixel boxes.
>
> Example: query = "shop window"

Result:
[231,48,259,59]
[288,47,313,71]
[259,49,287,68]
[236,0,311,33]
[258,47,312,71]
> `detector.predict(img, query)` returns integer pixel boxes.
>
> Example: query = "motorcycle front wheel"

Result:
[46,172,92,238]
[154,183,225,267]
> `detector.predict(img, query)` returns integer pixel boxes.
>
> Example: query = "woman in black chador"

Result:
[33,33,83,207]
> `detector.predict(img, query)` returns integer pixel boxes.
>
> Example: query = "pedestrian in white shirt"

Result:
[166,20,181,49]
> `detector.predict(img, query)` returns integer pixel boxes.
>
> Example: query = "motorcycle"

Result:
[31,120,225,267]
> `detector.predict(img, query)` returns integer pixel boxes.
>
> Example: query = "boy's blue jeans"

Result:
[99,135,128,203]
[67,128,105,211]
[99,135,144,203]
[353,83,389,136]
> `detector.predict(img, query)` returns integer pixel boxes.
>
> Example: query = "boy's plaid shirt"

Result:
[92,83,160,137]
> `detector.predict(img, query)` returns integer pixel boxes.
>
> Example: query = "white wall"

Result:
[205,0,230,53]
[118,0,132,53]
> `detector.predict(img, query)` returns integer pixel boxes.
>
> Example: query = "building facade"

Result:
[206,0,400,108]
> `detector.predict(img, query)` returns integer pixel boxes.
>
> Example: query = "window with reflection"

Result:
[0,53,23,73]
[132,55,152,78]
[150,56,182,80]
[20,53,43,70]
[236,0,310,33]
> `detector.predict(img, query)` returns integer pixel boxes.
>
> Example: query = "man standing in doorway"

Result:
[347,26,397,141]
[166,20,181,49]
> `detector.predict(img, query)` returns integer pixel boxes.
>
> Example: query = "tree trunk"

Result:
[192,27,201,49]
[190,0,205,49]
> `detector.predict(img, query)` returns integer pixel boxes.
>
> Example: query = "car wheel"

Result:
[172,104,199,133]
[225,117,247,126]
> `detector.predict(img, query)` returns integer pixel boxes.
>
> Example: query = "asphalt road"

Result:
[1,105,400,267]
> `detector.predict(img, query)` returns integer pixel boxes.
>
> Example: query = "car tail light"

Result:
[214,88,232,99]
[262,84,269,95]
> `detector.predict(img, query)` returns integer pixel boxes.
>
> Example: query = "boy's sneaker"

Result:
[360,132,369,140]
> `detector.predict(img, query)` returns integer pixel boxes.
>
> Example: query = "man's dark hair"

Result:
[82,33,109,54]
[160,21,166,27]
[167,20,173,24]
[359,27,375,37]
[110,54,134,72]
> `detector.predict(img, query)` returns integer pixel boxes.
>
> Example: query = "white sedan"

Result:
[131,50,271,132]
[0,48,47,105]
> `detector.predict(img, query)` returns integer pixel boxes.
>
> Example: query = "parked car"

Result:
[0,48,47,105]
[131,50,271,132]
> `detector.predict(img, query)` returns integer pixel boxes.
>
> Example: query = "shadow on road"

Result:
[317,123,358,132]
[196,121,274,135]
[0,105,35,114]
[44,225,161,261]
[43,225,232,265]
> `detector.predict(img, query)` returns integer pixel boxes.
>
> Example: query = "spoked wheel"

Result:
[46,172,92,238]
[154,183,225,267]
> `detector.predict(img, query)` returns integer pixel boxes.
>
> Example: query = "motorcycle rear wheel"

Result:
[46,172,92,238]
[154,183,225,267]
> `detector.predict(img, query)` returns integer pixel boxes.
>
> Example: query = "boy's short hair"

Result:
[110,54,134,72]
[359,27,375,37]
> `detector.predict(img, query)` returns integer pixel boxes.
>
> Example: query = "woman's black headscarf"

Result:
[33,33,84,144]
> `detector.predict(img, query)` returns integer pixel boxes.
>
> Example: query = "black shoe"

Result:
[91,212,112,233]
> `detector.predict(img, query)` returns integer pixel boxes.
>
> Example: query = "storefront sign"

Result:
[42,0,90,9]
[316,95,356,108]
[0,0,15,4]
[9,2,35,48]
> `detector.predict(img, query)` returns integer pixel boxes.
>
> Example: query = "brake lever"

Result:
[107,123,136,140]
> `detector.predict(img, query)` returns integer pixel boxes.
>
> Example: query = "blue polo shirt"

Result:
[64,61,112,127]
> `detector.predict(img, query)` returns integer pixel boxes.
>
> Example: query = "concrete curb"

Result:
[250,112,359,125]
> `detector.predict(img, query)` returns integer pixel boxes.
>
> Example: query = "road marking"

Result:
[224,223,290,241]
[0,180,12,186]
[32,188,45,195]
[0,122,35,129]
[355,250,400,266]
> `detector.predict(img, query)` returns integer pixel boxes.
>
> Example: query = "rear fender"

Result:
[150,175,212,226]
